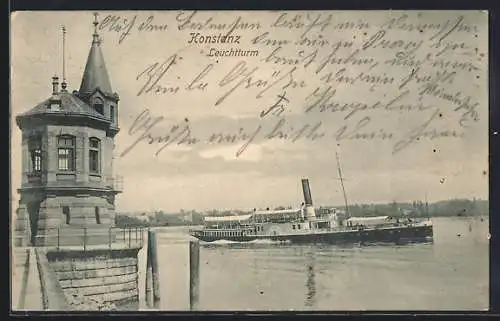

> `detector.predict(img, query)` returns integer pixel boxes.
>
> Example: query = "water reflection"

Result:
[304,249,317,308]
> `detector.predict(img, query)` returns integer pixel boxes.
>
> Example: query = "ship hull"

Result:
[192,225,433,245]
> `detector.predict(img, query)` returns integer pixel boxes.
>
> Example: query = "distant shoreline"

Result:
[114,198,488,228]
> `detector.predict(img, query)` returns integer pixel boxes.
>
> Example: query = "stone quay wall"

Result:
[45,248,141,309]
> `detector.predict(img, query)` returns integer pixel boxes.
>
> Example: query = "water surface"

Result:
[154,216,489,311]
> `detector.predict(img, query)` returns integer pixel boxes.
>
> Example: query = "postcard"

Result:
[10,10,489,311]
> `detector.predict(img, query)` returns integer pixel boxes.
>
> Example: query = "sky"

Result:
[10,11,489,213]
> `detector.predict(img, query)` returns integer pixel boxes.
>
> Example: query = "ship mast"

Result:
[336,147,350,218]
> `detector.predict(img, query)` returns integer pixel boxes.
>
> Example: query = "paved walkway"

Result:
[12,248,43,311]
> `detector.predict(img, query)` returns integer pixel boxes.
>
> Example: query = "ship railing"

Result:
[340,222,409,231]
[203,226,255,231]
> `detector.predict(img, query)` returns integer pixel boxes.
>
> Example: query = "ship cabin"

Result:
[344,215,394,228]
[252,208,302,223]
[200,208,306,237]
[200,207,346,236]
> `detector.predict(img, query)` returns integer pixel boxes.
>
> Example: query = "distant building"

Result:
[14,16,122,246]
[136,214,151,223]
[182,212,193,223]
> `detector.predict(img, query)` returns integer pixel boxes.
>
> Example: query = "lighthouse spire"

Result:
[79,12,113,96]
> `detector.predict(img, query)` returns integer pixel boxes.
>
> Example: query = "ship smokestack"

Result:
[301,179,313,206]
[301,178,316,219]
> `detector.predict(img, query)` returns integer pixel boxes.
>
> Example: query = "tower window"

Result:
[32,150,42,172]
[95,207,101,224]
[110,105,115,123]
[62,206,70,224]
[28,136,42,173]
[57,135,75,171]
[93,97,104,115]
[89,137,100,174]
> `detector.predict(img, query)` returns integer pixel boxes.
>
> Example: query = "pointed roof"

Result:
[79,15,113,96]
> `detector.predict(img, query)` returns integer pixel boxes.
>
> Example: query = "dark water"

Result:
[156,216,489,311]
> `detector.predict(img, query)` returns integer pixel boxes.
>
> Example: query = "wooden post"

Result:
[145,263,153,308]
[147,229,160,303]
[83,227,87,251]
[128,229,132,248]
[189,240,200,311]
[57,227,60,250]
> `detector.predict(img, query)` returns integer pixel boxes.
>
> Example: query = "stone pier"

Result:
[45,246,141,309]
[11,228,144,311]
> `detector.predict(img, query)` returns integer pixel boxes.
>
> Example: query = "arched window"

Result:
[93,97,104,115]
[89,137,100,174]
[57,135,75,171]
[28,136,42,173]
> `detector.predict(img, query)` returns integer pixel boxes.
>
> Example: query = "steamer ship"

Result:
[190,153,434,245]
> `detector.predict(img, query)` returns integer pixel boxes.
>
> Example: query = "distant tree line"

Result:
[114,198,488,228]
[332,198,488,218]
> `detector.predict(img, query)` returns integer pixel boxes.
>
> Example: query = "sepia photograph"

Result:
[10,10,489,311]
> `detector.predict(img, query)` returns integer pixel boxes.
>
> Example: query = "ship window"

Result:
[298,224,301,229]
[292,225,296,230]
[89,138,101,174]
[57,135,75,171]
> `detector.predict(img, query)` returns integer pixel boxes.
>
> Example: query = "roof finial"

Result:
[92,12,100,43]
[52,75,60,95]
[61,26,68,91]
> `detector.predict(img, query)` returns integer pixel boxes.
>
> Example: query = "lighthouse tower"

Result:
[14,14,122,247]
